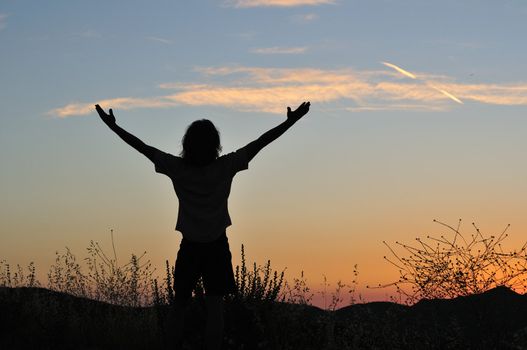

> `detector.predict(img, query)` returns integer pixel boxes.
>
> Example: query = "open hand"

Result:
[287,101,311,122]
[95,104,116,126]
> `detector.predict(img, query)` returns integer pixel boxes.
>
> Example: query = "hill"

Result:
[1,286,526,349]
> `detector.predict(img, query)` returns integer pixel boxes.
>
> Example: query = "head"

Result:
[181,119,221,166]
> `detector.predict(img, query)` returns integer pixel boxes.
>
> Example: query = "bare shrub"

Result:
[374,219,527,304]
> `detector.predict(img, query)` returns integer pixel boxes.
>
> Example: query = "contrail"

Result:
[431,86,464,104]
[381,61,417,79]
[382,61,463,104]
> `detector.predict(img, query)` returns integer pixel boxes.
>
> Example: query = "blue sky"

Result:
[2,0,527,305]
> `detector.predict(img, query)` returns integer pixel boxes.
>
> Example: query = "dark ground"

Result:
[1,286,527,349]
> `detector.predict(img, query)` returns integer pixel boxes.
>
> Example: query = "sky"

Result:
[2,0,527,308]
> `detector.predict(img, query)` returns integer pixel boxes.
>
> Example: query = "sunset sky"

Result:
[2,0,527,307]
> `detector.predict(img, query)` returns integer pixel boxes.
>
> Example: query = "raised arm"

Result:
[95,104,158,162]
[244,101,310,162]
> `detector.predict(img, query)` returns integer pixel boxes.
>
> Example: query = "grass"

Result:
[3,235,349,310]
[0,235,348,349]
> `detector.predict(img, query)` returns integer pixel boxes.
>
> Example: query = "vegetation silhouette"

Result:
[373,219,527,304]
[0,238,330,349]
[95,102,310,349]
[3,219,527,348]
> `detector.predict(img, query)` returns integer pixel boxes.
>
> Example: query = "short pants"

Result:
[173,231,236,300]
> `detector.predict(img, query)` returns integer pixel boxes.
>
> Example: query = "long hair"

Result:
[180,119,222,166]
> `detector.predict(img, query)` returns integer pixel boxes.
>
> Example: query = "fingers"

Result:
[95,104,106,114]
[94,104,116,117]
[297,101,310,109]
[296,101,310,112]
[288,102,310,117]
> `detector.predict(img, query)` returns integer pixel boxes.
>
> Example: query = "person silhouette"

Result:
[95,101,310,350]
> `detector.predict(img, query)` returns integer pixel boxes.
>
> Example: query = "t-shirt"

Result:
[152,148,249,243]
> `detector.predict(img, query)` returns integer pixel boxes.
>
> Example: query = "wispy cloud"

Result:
[346,104,447,112]
[165,83,357,113]
[250,46,308,54]
[0,13,8,31]
[226,0,335,8]
[49,97,178,118]
[146,36,173,45]
[50,64,527,118]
